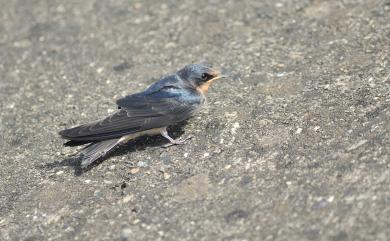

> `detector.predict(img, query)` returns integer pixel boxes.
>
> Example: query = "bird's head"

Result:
[177,64,226,94]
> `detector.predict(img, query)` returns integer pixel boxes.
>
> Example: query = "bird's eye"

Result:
[201,73,208,81]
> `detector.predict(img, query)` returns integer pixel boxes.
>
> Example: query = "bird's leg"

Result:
[160,127,192,148]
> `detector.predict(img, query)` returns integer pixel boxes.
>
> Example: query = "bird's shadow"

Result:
[37,121,188,176]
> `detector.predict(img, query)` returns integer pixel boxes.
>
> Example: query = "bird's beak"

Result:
[209,70,227,81]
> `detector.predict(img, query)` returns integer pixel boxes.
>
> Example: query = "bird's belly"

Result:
[118,127,164,143]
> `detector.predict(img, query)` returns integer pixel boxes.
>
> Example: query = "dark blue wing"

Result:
[59,87,202,142]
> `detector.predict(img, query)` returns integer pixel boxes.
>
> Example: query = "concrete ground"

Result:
[1,0,389,240]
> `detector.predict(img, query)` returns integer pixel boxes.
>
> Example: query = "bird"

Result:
[59,63,225,167]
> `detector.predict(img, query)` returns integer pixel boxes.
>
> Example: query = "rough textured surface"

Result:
[1,0,389,240]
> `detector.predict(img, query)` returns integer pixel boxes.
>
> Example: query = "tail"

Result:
[79,138,121,167]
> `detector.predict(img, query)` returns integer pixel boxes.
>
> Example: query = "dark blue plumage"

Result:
[59,64,224,167]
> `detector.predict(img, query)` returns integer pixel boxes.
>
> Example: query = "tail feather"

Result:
[79,138,121,167]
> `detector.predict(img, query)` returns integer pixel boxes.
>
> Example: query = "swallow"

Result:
[59,64,225,167]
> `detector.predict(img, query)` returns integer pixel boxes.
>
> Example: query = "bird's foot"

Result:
[163,135,193,148]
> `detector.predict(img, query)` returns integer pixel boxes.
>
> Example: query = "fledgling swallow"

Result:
[59,64,225,167]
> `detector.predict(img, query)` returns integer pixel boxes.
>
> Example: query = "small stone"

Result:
[97,67,104,74]
[163,173,171,180]
[165,42,176,49]
[225,165,232,170]
[133,219,141,224]
[13,39,31,48]
[109,165,116,170]
[84,180,91,184]
[184,153,189,158]
[231,122,240,134]
[295,128,303,134]
[103,180,113,185]
[94,190,102,198]
[137,161,147,167]
[122,195,133,203]
[7,103,15,109]
[56,171,64,175]
[275,3,283,8]
[203,153,210,158]
[129,168,140,174]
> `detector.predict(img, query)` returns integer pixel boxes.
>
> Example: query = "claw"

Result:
[162,135,193,148]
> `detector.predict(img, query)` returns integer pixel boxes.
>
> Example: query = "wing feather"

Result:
[59,91,201,142]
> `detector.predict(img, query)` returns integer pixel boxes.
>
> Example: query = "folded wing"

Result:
[59,92,200,142]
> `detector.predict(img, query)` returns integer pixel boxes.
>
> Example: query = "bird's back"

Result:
[59,82,203,142]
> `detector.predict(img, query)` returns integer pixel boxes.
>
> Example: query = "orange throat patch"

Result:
[197,81,213,94]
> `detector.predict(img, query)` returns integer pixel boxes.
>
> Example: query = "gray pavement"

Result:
[0,0,389,240]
